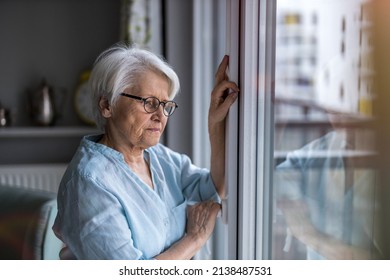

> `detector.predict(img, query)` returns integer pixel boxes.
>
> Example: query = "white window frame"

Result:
[254,0,276,260]
[221,0,240,260]
[227,0,276,260]
[237,0,261,260]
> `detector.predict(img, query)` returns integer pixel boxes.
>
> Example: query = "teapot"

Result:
[28,79,56,126]
[0,102,11,127]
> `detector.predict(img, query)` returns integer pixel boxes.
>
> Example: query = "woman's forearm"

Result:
[209,123,226,199]
[207,55,239,199]
[154,235,202,260]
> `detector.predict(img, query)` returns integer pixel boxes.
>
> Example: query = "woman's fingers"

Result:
[209,79,239,125]
[209,93,238,124]
[209,55,240,125]
[188,201,220,219]
[211,80,240,100]
[209,201,222,217]
[215,55,229,85]
[186,201,221,236]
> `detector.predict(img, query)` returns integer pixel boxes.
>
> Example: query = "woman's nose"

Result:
[152,104,165,119]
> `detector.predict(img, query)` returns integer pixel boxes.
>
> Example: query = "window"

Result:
[219,0,381,260]
[271,0,380,260]
[193,0,382,260]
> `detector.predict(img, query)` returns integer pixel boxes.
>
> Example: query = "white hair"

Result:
[89,43,180,131]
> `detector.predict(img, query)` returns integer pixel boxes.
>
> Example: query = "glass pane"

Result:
[272,0,381,259]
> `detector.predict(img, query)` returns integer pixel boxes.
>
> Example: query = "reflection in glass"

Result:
[272,0,381,259]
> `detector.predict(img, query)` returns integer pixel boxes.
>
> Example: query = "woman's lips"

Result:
[147,128,160,132]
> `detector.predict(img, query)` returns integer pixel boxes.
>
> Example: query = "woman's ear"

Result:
[99,97,112,118]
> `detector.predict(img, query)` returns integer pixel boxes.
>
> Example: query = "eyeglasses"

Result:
[119,93,178,117]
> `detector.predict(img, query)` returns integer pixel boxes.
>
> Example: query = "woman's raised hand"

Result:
[208,55,239,130]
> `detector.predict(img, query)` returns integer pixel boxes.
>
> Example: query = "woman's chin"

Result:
[143,137,161,148]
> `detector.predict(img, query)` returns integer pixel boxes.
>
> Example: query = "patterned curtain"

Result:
[120,0,153,49]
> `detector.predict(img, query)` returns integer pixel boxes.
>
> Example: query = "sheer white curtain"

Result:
[192,0,237,260]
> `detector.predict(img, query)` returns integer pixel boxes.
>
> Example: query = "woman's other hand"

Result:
[186,201,221,247]
[154,201,221,259]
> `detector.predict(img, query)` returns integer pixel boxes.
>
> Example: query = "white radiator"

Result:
[0,164,67,193]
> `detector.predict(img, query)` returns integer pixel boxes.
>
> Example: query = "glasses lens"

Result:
[164,102,177,116]
[144,97,160,113]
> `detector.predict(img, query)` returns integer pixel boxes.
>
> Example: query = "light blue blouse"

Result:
[53,135,220,260]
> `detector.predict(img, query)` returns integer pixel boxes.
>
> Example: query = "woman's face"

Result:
[103,70,170,150]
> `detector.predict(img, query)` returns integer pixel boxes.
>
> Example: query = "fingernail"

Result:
[231,92,238,99]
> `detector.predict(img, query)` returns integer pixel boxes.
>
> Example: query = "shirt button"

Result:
[164,218,169,227]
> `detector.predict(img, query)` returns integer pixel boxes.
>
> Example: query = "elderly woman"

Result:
[53,44,239,259]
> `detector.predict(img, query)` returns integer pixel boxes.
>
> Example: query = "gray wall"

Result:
[0,0,121,164]
[164,0,194,158]
[0,0,121,127]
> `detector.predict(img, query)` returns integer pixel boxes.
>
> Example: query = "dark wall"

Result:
[0,0,121,127]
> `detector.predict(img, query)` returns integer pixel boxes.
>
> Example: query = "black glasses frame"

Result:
[119,93,178,117]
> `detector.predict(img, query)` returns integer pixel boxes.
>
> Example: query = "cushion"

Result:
[0,185,62,259]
